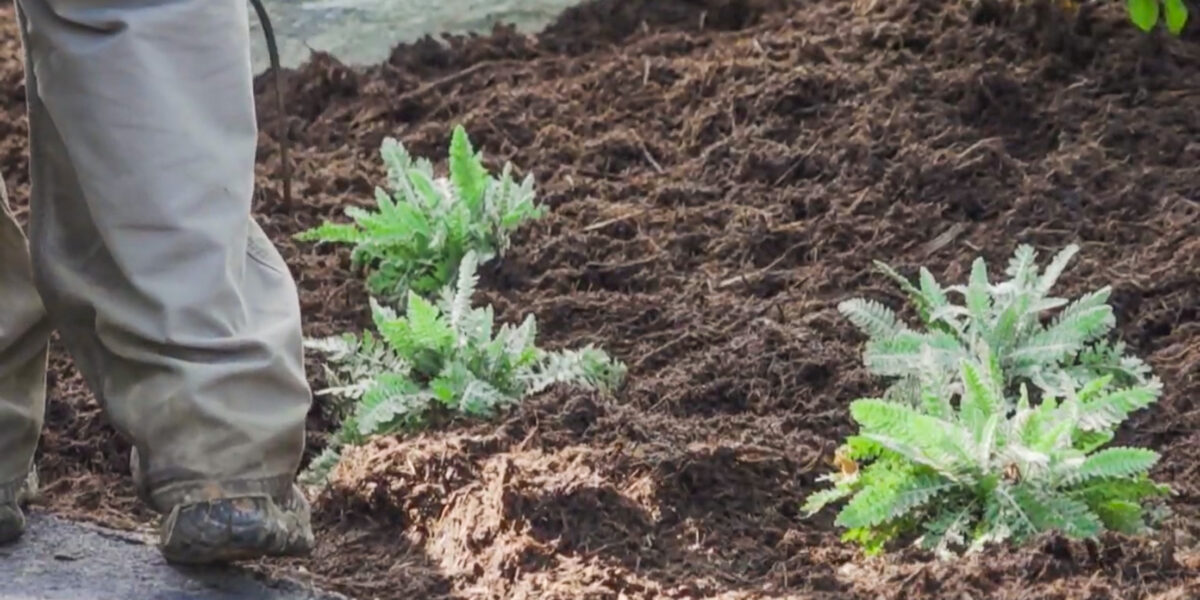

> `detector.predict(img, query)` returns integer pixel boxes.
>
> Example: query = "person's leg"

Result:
[0,175,50,544]
[15,0,313,561]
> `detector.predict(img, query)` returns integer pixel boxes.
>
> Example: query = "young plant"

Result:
[295,125,546,302]
[803,357,1168,557]
[1127,0,1188,34]
[839,244,1152,404]
[300,252,627,484]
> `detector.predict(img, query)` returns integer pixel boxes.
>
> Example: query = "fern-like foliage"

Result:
[294,125,546,302]
[303,331,411,422]
[301,252,627,484]
[841,244,1155,402]
[803,359,1169,556]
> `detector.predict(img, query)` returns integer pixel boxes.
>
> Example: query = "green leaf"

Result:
[1164,0,1189,33]
[1036,244,1078,295]
[407,169,443,210]
[1064,447,1159,486]
[839,298,904,340]
[802,486,853,517]
[1077,385,1158,432]
[299,445,345,486]
[449,125,489,211]
[380,137,414,189]
[842,523,904,555]
[966,257,991,335]
[457,377,513,416]
[850,399,974,474]
[1076,342,1153,387]
[837,472,952,528]
[1073,430,1114,453]
[1128,0,1160,32]
[448,252,481,334]
[919,268,949,313]
[873,261,930,320]
[1070,475,1170,506]
[920,501,975,553]
[960,360,999,437]
[863,331,964,377]
[1005,244,1038,281]
[1010,290,1113,375]
[1093,499,1147,534]
[429,374,459,405]
[355,373,427,436]
[845,435,887,460]
[1077,374,1114,403]
[406,292,455,351]
[989,294,1030,352]
[1013,485,1103,539]
[919,387,955,420]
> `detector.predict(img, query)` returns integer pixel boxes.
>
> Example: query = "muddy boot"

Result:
[0,468,39,545]
[131,448,314,565]
[158,485,315,565]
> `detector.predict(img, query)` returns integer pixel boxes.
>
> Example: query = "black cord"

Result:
[248,0,292,208]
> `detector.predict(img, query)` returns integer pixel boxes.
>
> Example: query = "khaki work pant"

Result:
[0,0,311,512]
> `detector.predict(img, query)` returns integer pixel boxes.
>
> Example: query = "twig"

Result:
[716,241,807,289]
[631,131,664,174]
[772,140,820,186]
[584,209,647,232]
[640,143,665,174]
[920,222,968,257]
[633,333,696,371]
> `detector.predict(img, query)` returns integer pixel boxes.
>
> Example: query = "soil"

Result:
[3,0,1200,598]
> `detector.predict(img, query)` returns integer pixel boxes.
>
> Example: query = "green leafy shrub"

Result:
[1127,0,1188,34]
[301,252,627,484]
[803,358,1168,556]
[840,244,1152,403]
[295,125,546,302]
[808,246,1169,556]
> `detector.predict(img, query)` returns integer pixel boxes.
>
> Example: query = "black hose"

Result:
[248,0,292,208]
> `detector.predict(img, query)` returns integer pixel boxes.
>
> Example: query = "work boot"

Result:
[133,446,314,564]
[158,485,315,565]
[0,468,38,545]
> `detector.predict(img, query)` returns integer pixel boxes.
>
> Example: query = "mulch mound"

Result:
[2,0,1199,598]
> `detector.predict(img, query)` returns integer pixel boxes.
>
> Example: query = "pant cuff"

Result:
[150,474,295,513]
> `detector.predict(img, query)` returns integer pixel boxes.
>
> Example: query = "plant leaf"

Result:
[1164,0,1189,33]
[839,298,904,340]
[837,471,953,528]
[449,125,489,211]
[1128,0,1160,31]
[1063,447,1159,486]
[1013,484,1103,539]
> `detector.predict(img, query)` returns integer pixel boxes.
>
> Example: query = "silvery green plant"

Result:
[803,357,1168,556]
[806,246,1169,556]
[301,252,627,485]
[295,125,545,303]
[839,244,1155,404]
